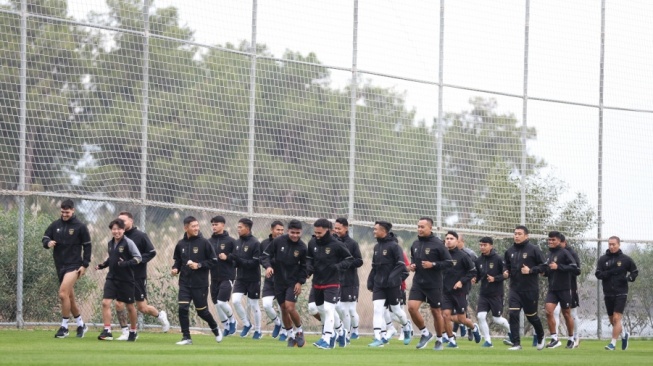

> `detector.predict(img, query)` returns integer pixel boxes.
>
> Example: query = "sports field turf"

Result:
[0,328,650,365]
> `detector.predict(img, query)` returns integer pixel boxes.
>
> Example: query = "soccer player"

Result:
[171,216,222,345]
[260,220,286,340]
[229,218,262,339]
[471,237,512,348]
[209,215,238,336]
[114,211,170,340]
[441,231,480,348]
[556,237,582,348]
[260,219,308,347]
[595,236,638,351]
[503,225,546,350]
[96,218,142,341]
[42,199,91,339]
[333,218,363,341]
[456,233,477,340]
[541,231,578,349]
[307,219,354,349]
[408,217,452,350]
[367,221,411,348]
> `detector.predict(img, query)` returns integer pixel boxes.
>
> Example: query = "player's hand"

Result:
[265,267,274,278]
[294,283,302,296]
[471,277,477,284]
[409,263,416,272]
[549,262,558,270]
[503,270,509,279]
[421,261,433,269]
[77,266,86,277]
[171,268,179,276]
[218,253,227,260]
[521,264,530,274]
[188,262,200,270]
[487,274,495,283]
[453,281,463,290]
[48,240,56,248]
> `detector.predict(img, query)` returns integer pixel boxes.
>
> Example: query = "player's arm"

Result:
[351,241,364,268]
[172,243,182,273]
[119,239,142,266]
[199,240,218,269]
[435,245,453,269]
[80,225,92,268]
[334,244,354,271]
[627,257,638,282]
[460,255,476,284]
[42,222,55,249]
[306,240,315,277]
[140,232,156,263]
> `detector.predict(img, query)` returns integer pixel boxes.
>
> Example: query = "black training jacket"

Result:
[336,233,364,287]
[260,234,308,287]
[260,235,276,286]
[410,234,453,289]
[209,231,236,281]
[230,234,261,282]
[541,246,577,291]
[367,232,408,290]
[99,236,142,282]
[504,240,546,292]
[42,215,92,269]
[474,249,505,297]
[172,232,217,288]
[307,233,354,286]
[124,227,156,279]
[595,249,638,296]
[565,246,581,291]
[443,247,477,294]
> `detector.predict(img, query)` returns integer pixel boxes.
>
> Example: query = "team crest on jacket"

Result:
[617,261,622,267]
[118,246,124,253]
[452,260,457,266]
[489,263,494,269]
[382,249,387,256]
[193,247,199,254]
[220,244,225,250]
[68,229,75,235]
[294,250,299,257]
[244,246,249,252]
[425,248,430,255]
[553,256,558,262]
[325,247,331,255]
[522,253,528,259]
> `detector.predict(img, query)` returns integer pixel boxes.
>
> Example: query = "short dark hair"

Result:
[288,219,302,230]
[238,218,253,229]
[183,216,197,226]
[479,237,493,245]
[270,220,284,229]
[548,231,565,242]
[608,235,621,244]
[419,217,434,227]
[446,230,458,239]
[515,225,529,234]
[61,199,75,209]
[335,217,349,227]
[118,211,133,219]
[211,215,226,224]
[375,221,392,232]
[313,218,332,229]
[108,218,125,229]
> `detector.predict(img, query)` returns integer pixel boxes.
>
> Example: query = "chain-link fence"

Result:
[1,0,652,339]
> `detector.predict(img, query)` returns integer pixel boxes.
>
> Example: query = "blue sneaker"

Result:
[313,338,331,350]
[482,341,493,348]
[621,332,629,350]
[532,335,538,347]
[416,332,433,349]
[447,341,458,348]
[350,332,359,340]
[605,343,616,351]
[433,340,444,351]
[368,338,384,347]
[329,335,336,349]
[252,331,262,340]
[403,330,412,345]
[382,337,389,344]
[272,324,281,338]
[279,333,288,342]
[240,324,252,337]
[338,329,348,348]
[460,325,467,338]
[228,321,236,336]
[503,333,514,346]
[472,324,481,343]
[443,336,450,344]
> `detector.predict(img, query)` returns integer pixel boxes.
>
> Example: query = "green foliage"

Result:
[624,246,653,333]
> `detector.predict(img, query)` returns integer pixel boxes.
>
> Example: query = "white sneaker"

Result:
[537,338,545,350]
[159,311,170,333]
[573,336,580,348]
[215,329,223,343]
[116,328,130,341]
[398,331,405,340]
[386,327,397,339]
[176,338,192,345]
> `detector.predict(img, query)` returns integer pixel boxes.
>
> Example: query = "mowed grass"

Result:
[0,328,651,366]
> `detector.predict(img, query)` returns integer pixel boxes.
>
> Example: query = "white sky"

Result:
[67,0,653,240]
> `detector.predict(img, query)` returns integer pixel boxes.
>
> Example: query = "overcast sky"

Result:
[67,0,653,241]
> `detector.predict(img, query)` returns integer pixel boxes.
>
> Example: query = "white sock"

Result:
[74,315,84,327]
[421,327,429,336]
[61,318,69,329]
[478,312,491,343]
[571,308,579,339]
[389,304,409,331]
[247,298,261,332]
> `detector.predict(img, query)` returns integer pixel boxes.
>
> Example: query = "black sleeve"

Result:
[436,245,453,269]
[389,245,408,281]
[172,243,182,270]
[460,255,477,284]
[367,246,376,291]
[306,240,315,277]
[627,257,638,282]
[350,240,364,268]
[595,256,606,279]
[556,251,578,272]
[298,245,307,285]
[80,225,92,268]
[334,243,354,271]
[236,241,261,269]
[200,240,218,269]
[493,259,505,283]
[260,240,274,269]
[42,221,55,249]
[139,232,157,264]
[530,245,547,274]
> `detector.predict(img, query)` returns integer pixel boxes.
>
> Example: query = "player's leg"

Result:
[193,287,222,342]
[246,281,262,338]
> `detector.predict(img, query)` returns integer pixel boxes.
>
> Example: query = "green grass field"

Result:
[0,328,650,365]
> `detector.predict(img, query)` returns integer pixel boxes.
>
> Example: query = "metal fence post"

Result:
[16,0,27,329]
[520,0,530,226]
[348,0,358,231]
[596,0,606,340]
[247,0,258,216]
[436,0,445,231]
[140,0,150,234]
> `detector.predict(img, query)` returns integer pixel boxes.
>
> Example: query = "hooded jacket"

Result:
[98,236,142,282]
[307,233,354,287]
[595,249,638,296]
[229,234,261,282]
[260,234,308,287]
[443,247,477,294]
[42,215,92,269]
[474,248,505,297]
[260,234,276,286]
[124,226,156,280]
[565,245,582,291]
[541,245,577,291]
[209,231,236,281]
[367,232,408,290]
[410,233,452,289]
[336,233,364,287]
[504,240,546,292]
[172,232,217,288]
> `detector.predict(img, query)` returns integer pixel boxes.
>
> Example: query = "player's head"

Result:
[514,225,529,244]
[445,230,458,250]
[60,199,75,221]
[287,219,303,242]
[109,218,126,240]
[118,211,134,230]
[417,217,433,237]
[183,216,200,237]
[374,221,392,239]
[334,217,349,238]
[547,231,564,248]
[313,218,332,239]
[608,236,621,253]
[211,215,226,234]
[237,218,253,237]
[479,236,493,255]
[270,220,284,239]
